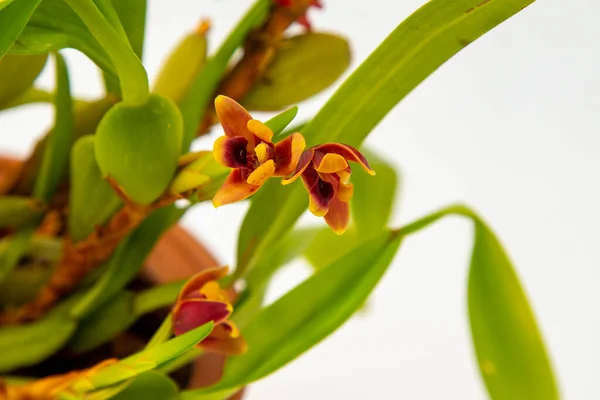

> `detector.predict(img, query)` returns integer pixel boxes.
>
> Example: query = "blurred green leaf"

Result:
[69,135,123,242]
[304,226,359,270]
[68,281,184,354]
[33,52,73,202]
[0,225,35,283]
[0,0,43,58]
[188,231,402,396]
[242,33,350,111]
[0,87,53,110]
[0,298,77,373]
[102,0,147,95]
[107,371,179,400]
[0,53,47,106]
[71,206,183,319]
[237,0,535,276]
[0,0,16,12]
[11,0,118,80]
[70,322,213,393]
[68,291,136,353]
[0,196,44,228]
[179,0,270,150]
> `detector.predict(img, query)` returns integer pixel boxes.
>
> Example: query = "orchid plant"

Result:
[0,0,558,399]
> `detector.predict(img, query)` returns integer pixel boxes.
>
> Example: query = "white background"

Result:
[1,0,599,398]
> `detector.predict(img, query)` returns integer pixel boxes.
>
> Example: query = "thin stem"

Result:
[63,0,149,104]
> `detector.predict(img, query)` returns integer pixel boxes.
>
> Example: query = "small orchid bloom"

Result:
[282,143,375,234]
[212,96,305,207]
[172,266,247,355]
[274,0,323,29]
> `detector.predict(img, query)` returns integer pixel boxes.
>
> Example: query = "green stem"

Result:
[63,0,148,104]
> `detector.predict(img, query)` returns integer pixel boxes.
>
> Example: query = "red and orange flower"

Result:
[212,96,305,207]
[282,143,375,234]
[172,266,246,355]
[274,0,323,29]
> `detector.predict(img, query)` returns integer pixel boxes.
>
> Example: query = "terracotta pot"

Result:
[143,225,244,398]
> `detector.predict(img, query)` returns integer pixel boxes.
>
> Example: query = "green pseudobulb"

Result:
[95,94,183,205]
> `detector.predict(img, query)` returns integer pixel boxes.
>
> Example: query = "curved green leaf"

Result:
[236,0,535,275]
[0,196,44,228]
[0,0,43,58]
[69,322,213,393]
[0,299,77,373]
[107,371,179,400]
[187,231,402,396]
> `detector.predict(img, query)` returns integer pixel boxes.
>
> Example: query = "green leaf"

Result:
[70,322,213,393]
[0,0,16,12]
[236,0,535,275]
[264,106,298,136]
[68,291,136,353]
[68,281,184,353]
[179,0,270,150]
[190,231,402,396]
[242,33,351,111]
[469,219,559,399]
[107,371,179,400]
[0,196,44,228]
[0,225,35,283]
[0,53,47,106]
[0,0,43,59]
[0,298,77,373]
[69,135,123,242]
[33,52,73,202]
[70,206,183,319]
[351,148,398,236]
[390,204,557,399]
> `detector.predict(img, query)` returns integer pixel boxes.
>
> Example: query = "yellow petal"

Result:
[254,142,269,164]
[338,181,354,203]
[315,153,349,173]
[246,160,275,186]
[247,119,273,143]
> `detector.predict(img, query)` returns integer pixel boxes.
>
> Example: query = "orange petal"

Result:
[324,195,350,235]
[274,132,306,177]
[247,119,273,143]
[172,299,233,336]
[178,266,230,301]
[213,169,260,207]
[213,136,249,168]
[315,153,349,174]
[281,148,314,185]
[199,323,248,356]
[246,160,275,186]
[315,143,375,175]
[302,167,334,217]
[214,96,255,146]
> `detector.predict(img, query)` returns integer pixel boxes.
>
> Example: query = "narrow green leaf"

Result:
[70,322,213,393]
[70,206,183,319]
[263,106,298,136]
[179,0,270,150]
[0,299,77,373]
[0,196,44,228]
[68,291,136,353]
[242,33,351,111]
[0,0,16,12]
[191,231,402,395]
[133,279,184,317]
[469,219,559,399]
[0,0,43,59]
[236,0,535,275]
[33,52,73,202]
[69,135,123,242]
